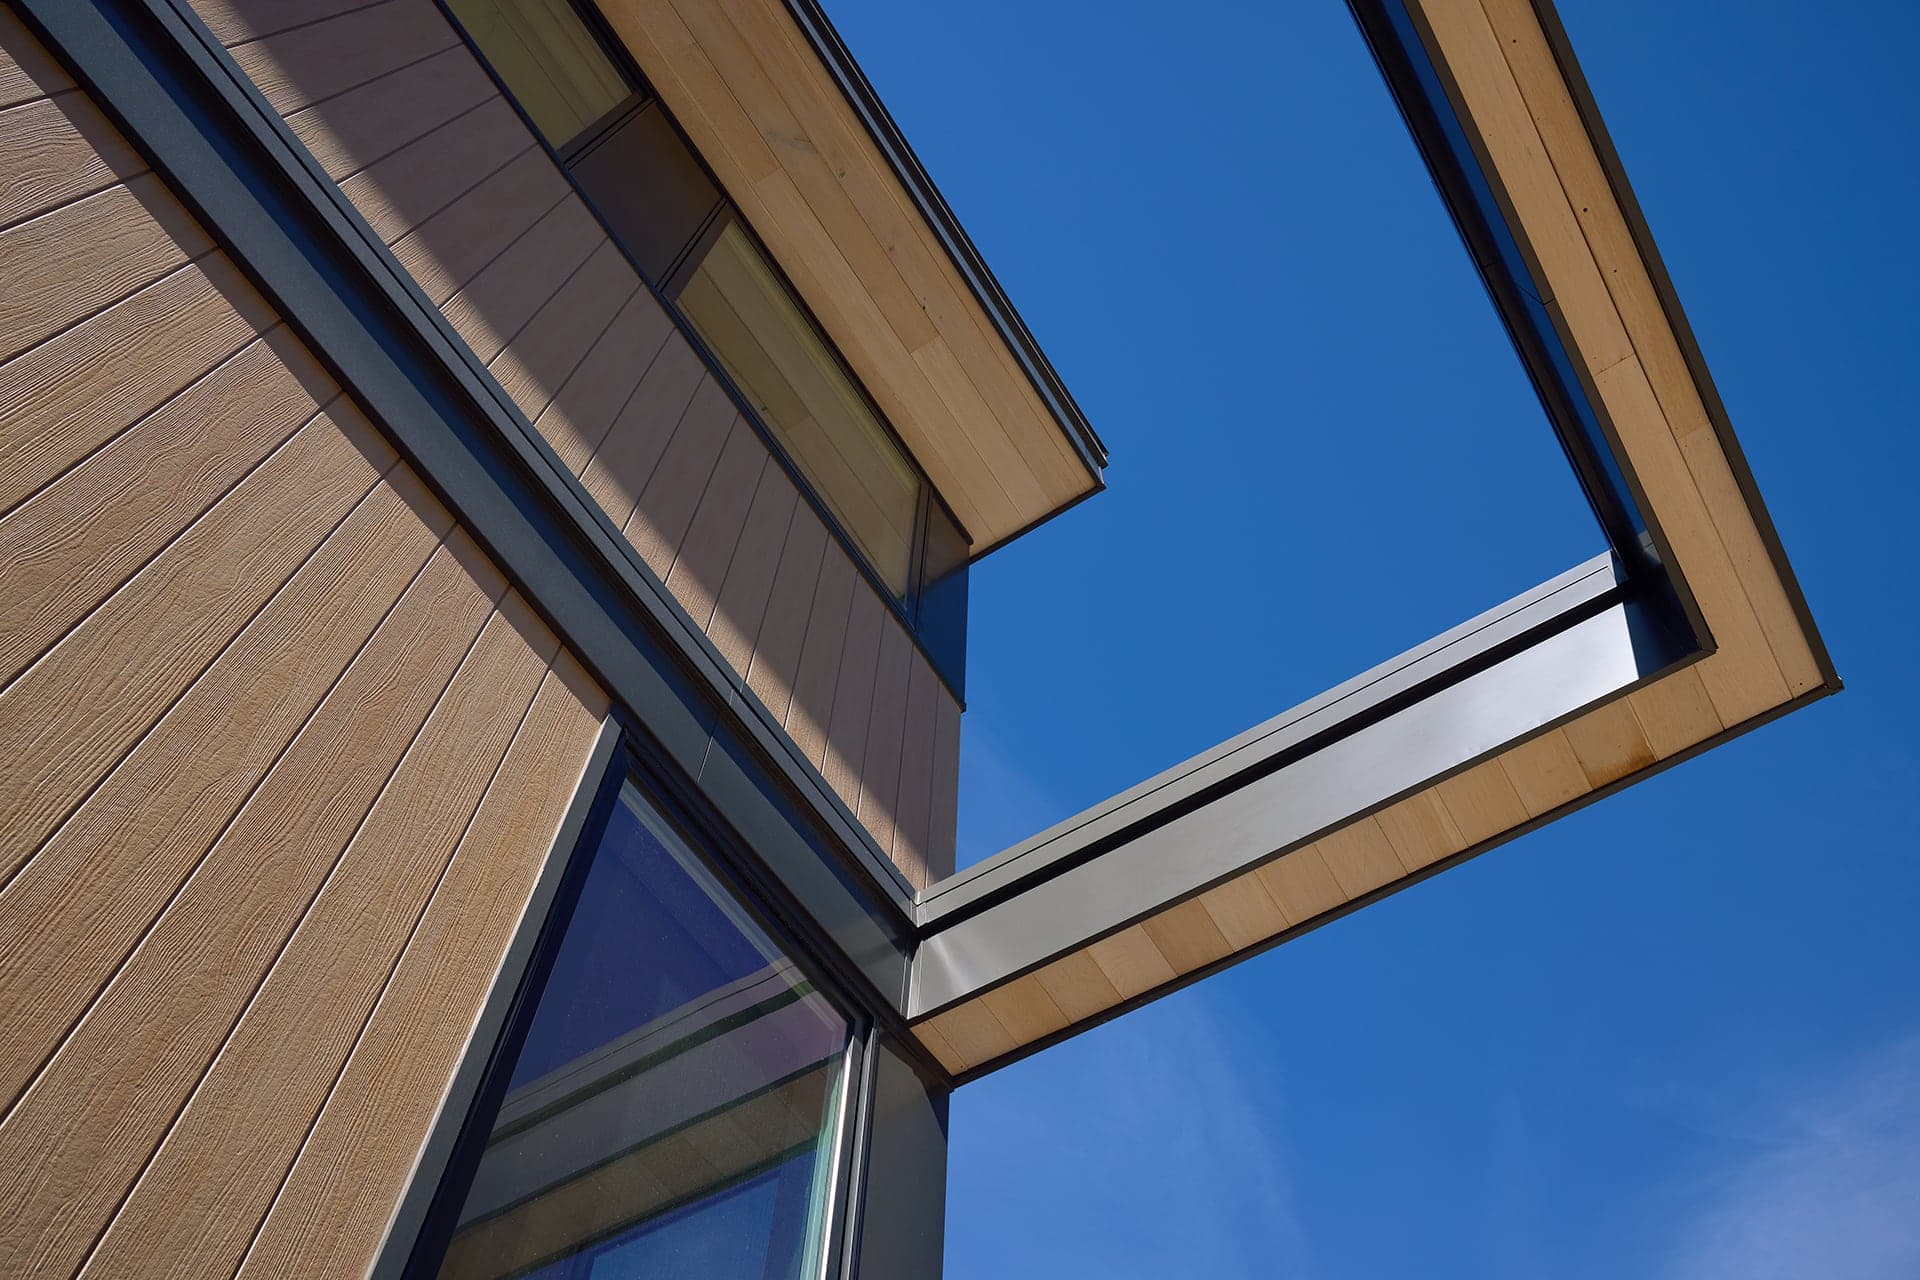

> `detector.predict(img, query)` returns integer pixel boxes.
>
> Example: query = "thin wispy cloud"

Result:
[1664,1033,1920,1280]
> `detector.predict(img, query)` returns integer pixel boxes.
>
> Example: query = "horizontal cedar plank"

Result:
[228,0,460,116]
[0,91,145,231]
[0,327,334,684]
[0,10,73,109]
[234,655,607,1280]
[1373,791,1467,871]
[742,502,827,720]
[0,533,501,1278]
[1315,816,1406,896]
[0,407,394,887]
[489,240,641,431]
[1141,897,1233,975]
[0,176,214,363]
[193,0,389,46]
[339,97,533,246]
[1086,924,1177,1000]
[286,44,494,181]
[980,974,1068,1045]
[77,594,554,1280]
[439,196,605,364]
[1198,871,1290,950]
[0,468,449,1126]
[0,254,275,517]
[923,1000,1015,1072]
[388,148,570,303]
[532,292,676,476]
[1031,951,1121,1025]
[1255,844,1346,925]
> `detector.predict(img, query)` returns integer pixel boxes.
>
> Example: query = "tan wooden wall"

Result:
[0,15,610,1276]
[193,0,960,890]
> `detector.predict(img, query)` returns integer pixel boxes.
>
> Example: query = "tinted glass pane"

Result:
[445,0,632,148]
[433,782,850,1280]
[678,223,921,595]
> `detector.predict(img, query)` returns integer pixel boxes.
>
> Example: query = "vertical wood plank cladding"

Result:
[195,0,389,46]
[925,684,961,882]
[743,504,827,719]
[666,422,768,627]
[439,196,605,363]
[623,388,738,575]
[577,334,705,528]
[534,290,676,476]
[0,468,450,1124]
[0,406,392,886]
[389,148,570,304]
[0,255,276,517]
[854,618,913,856]
[0,90,145,229]
[0,176,213,361]
[285,45,495,181]
[78,596,556,1280]
[887,635,940,889]
[233,657,607,1280]
[227,0,460,115]
[698,441,798,672]
[340,97,532,246]
[0,9,74,108]
[488,239,639,426]
[0,326,334,683]
[784,542,857,767]
[820,583,885,802]
[0,530,503,1278]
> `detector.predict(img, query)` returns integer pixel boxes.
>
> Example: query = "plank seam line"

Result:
[356,133,537,251]
[79,596,542,1280]
[0,354,326,696]
[233,9,458,121]
[515,274,646,430]
[0,94,150,237]
[0,452,409,1097]
[537,283,670,469]
[415,180,573,307]
[316,79,497,192]
[208,0,393,49]
[231,661,576,1280]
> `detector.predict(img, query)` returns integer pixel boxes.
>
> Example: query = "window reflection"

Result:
[432,782,850,1280]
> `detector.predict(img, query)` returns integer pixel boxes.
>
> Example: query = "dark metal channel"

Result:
[15,0,922,1007]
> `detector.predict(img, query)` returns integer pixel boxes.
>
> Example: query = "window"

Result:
[421,780,853,1280]
[445,0,968,626]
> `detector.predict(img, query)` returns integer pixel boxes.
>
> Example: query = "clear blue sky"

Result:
[826,0,1919,1276]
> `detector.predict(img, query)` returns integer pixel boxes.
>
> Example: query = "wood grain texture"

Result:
[1086,925,1177,1000]
[0,468,449,1130]
[0,254,275,518]
[286,45,494,181]
[0,176,213,363]
[532,289,677,476]
[980,974,1068,1045]
[1031,950,1122,1025]
[195,0,390,46]
[0,90,145,230]
[0,406,394,886]
[77,595,555,1280]
[1256,844,1346,925]
[1198,872,1290,950]
[1314,816,1406,897]
[664,417,767,627]
[1373,791,1467,872]
[0,326,334,684]
[921,1000,1014,1073]
[1433,758,1532,847]
[233,655,606,1280]
[0,532,501,1278]
[743,502,826,719]
[0,10,73,110]
[1562,696,1658,788]
[1628,662,1723,759]
[388,147,570,303]
[1141,897,1233,975]
[1497,727,1591,818]
[339,96,532,246]
[228,0,461,116]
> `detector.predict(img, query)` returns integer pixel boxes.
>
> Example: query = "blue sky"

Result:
[825,1,1920,1276]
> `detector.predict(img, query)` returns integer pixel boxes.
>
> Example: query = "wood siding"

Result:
[909,0,1831,1077]
[0,24,609,1278]
[199,0,958,889]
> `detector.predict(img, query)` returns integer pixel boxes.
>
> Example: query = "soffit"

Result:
[595,0,1105,556]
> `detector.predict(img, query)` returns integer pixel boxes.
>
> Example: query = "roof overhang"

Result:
[594,0,1106,556]
[903,0,1840,1080]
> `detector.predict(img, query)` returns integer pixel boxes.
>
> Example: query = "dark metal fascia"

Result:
[15,0,924,972]
[774,0,1110,485]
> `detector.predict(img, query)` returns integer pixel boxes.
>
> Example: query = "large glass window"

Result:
[426,780,852,1280]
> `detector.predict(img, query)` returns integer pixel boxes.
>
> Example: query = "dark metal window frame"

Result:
[436,0,975,697]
